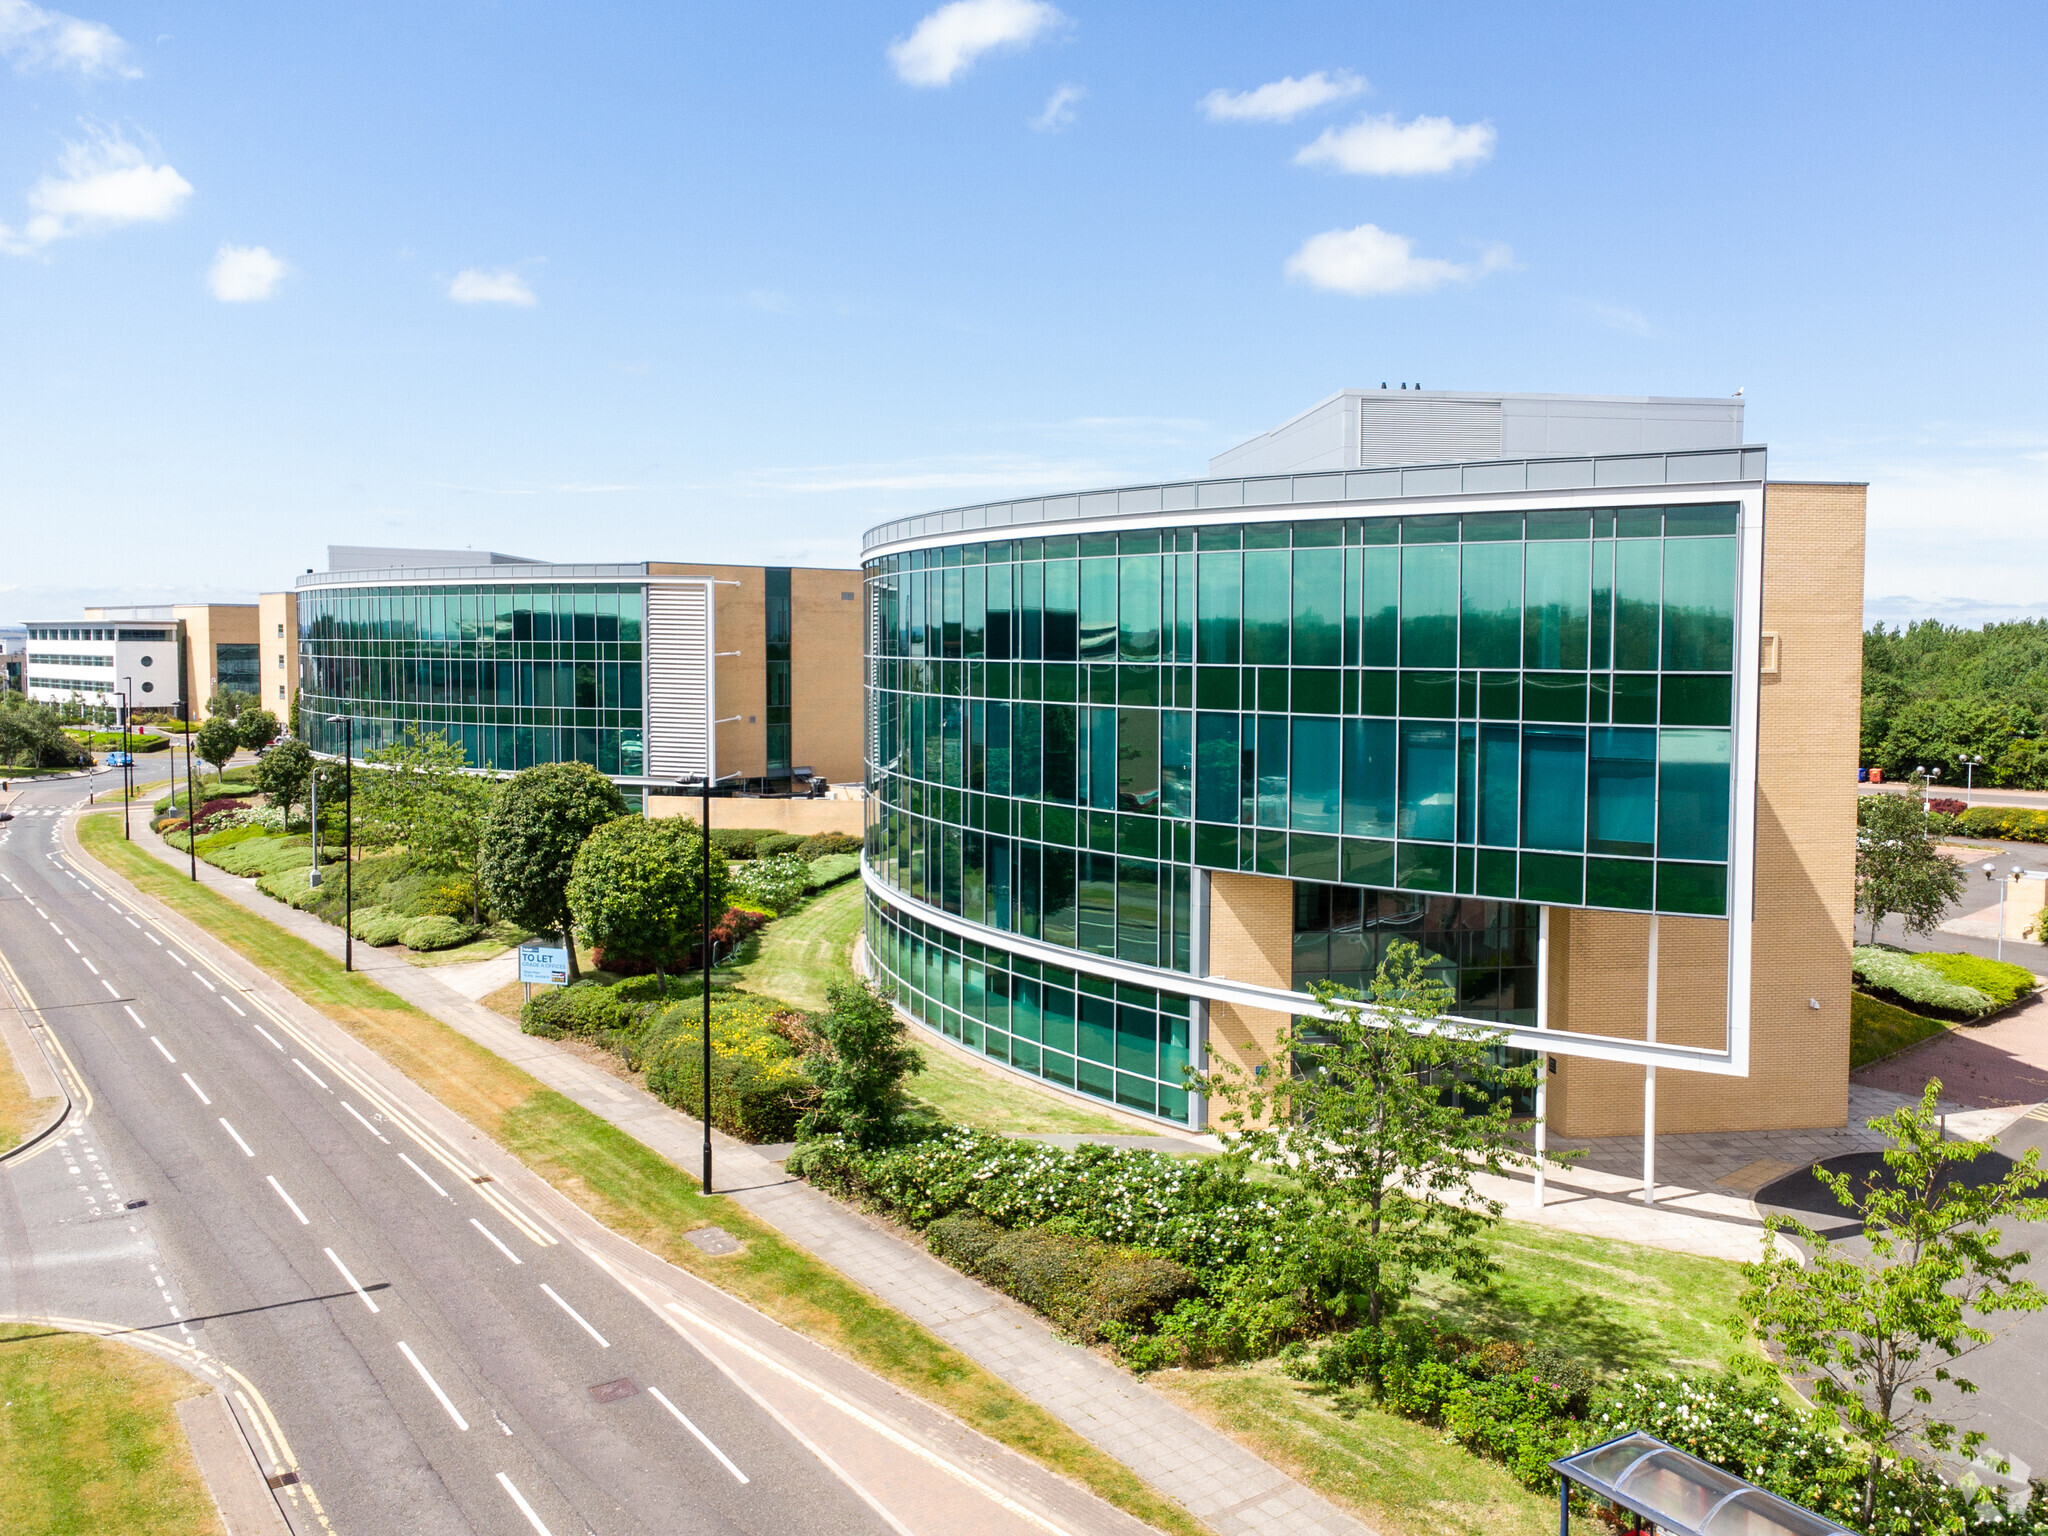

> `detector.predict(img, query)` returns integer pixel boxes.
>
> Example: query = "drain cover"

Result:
[588,1377,638,1404]
[266,1471,300,1489]
[683,1226,740,1256]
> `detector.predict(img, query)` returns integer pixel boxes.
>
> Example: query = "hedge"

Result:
[348,905,411,946]
[925,1216,1199,1343]
[1852,947,1996,1020]
[807,853,859,889]
[520,982,632,1039]
[1912,950,2039,1009]
[639,993,812,1141]
[1956,806,2048,845]
[401,914,479,951]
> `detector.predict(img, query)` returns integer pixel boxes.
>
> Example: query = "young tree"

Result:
[195,714,243,776]
[253,737,313,823]
[1856,792,1966,943]
[237,708,280,753]
[797,980,925,1150]
[1742,1081,2048,1528]
[206,687,260,719]
[1194,940,1539,1329]
[565,815,728,983]
[478,762,625,980]
[356,733,500,915]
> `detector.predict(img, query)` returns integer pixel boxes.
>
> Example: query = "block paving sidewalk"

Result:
[116,822,1372,1536]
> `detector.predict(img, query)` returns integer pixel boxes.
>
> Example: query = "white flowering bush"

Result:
[729,854,810,914]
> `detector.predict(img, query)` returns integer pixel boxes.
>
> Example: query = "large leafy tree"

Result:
[0,695,87,768]
[478,762,624,979]
[797,980,925,1150]
[1194,940,1539,1330]
[1743,1081,2048,1529]
[565,814,727,982]
[195,714,242,775]
[357,732,500,917]
[253,738,313,823]
[206,687,260,720]
[237,708,281,753]
[1856,792,1966,943]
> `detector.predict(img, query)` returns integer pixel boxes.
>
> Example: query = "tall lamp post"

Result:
[119,682,133,841]
[1983,861,2011,964]
[181,704,198,881]
[1958,754,1984,807]
[684,770,741,1193]
[326,715,354,971]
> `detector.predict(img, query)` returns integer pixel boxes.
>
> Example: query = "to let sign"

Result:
[518,945,570,985]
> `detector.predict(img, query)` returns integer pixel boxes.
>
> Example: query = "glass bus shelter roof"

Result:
[1551,1432,1854,1536]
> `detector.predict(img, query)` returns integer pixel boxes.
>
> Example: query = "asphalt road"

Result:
[0,779,1069,1536]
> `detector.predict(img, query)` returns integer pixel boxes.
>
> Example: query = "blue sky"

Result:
[2,1,2043,627]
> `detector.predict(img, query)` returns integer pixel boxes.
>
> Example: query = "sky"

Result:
[2,1,2044,629]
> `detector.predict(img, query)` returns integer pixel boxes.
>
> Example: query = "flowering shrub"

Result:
[729,854,810,914]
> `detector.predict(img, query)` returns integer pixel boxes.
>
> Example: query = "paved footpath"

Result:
[112,820,1371,1536]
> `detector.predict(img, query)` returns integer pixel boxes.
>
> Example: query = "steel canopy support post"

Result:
[1534,906,1549,1210]
[1642,914,1659,1206]
[701,774,713,1196]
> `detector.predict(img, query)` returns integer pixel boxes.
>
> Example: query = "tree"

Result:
[356,733,500,917]
[797,980,925,1150]
[1193,940,1539,1330]
[237,709,280,753]
[0,695,87,768]
[478,762,624,980]
[1856,792,1966,943]
[195,714,242,775]
[565,814,728,983]
[253,738,313,823]
[207,687,260,720]
[1742,1081,2048,1528]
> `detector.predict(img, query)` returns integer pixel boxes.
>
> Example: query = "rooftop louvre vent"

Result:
[1358,397,1502,468]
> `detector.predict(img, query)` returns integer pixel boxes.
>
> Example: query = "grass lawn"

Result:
[723,879,864,1011]
[907,1035,1135,1135]
[0,1324,220,1536]
[1850,988,1952,1068]
[1155,1224,1759,1536]
[0,1030,60,1155]
[77,810,1204,1536]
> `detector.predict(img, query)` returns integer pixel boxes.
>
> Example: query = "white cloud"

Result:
[0,126,191,253]
[887,0,1063,87]
[449,268,536,306]
[1285,223,1512,296]
[1200,70,1363,123]
[0,0,137,77]
[1032,83,1082,132]
[1295,112,1495,175]
[746,288,794,313]
[207,244,286,302]
[1585,301,1655,338]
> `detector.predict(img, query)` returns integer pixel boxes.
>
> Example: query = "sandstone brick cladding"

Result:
[1205,871,1296,1082]
[1548,482,1866,1135]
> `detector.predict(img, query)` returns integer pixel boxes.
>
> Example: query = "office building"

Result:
[858,390,1864,1138]
[22,603,259,720]
[291,547,863,798]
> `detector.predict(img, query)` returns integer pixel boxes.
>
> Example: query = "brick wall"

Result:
[1549,482,1865,1135]
[1206,871,1294,1080]
[789,568,865,784]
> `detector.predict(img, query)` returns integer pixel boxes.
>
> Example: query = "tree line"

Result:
[1863,618,2048,786]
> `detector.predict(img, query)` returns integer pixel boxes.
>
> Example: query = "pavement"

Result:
[97,795,1375,1536]
[2,781,1158,1536]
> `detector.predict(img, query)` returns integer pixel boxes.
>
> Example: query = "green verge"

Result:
[1850,988,1953,1068]
[76,812,1207,1536]
[0,1026,60,1155]
[0,1323,220,1536]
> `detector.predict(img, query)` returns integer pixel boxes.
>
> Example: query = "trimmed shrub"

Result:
[730,853,810,914]
[401,914,479,951]
[708,828,780,860]
[925,1216,1199,1343]
[1956,805,2048,844]
[755,832,805,856]
[1926,797,1969,816]
[521,983,632,1039]
[1911,950,2038,1009]
[348,906,411,946]
[637,993,812,1141]
[797,831,862,859]
[1852,945,1996,1019]
[806,853,860,890]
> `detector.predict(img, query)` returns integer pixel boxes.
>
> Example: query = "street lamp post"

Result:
[119,683,132,841]
[1983,861,2010,964]
[327,716,354,971]
[685,769,741,1194]
[1958,754,1984,807]
[181,706,197,881]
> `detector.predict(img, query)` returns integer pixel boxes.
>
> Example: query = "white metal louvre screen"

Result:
[1358,398,1503,467]
[646,581,712,781]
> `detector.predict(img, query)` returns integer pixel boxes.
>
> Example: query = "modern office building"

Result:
[22,603,259,720]
[858,390,1865,1140]
[292,547,863,798]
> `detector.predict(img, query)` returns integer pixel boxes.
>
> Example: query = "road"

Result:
[0,777,1085,1536]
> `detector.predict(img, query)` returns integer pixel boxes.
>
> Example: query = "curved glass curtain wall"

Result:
[861,502,1739,979]
[298,583,647,778]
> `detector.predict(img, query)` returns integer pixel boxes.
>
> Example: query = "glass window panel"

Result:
[1521,672,1587,723]
[1521,725,1586,852]
[1342,717,1396,838]
[1115,1004,1157,1076]
[1080,558,1117,661]
[1400,669,1456,718]
[1398,722,1455,842]
[1359,546,1399,666]
[1290,716,1340,832]
[1460,542,1522,668]
[1119,555,1161,662]
[1256,714,1289,827]
[1399,545,1458,666]
[1589,539,1613,670]
[1086,705,1117,810]
[1196,552,1240,664]
[1587,726,1657,856]
[1661,538,1736,671]
[1664,502,1738,535]
[1195,712,1239,824]
[1041,847,1077,946]
[1658,728,1731,862]
[1117,708,1160,811]
[1116,862,1159,966]
[1519,851,1583,904]
[1613,540,1662,670]
[1586,856,1653,911]
[1160,710,1193,819]
[1291,549,1342,666]
[1043,704,1077,802]
[1658,861,1727,916]
[1078,851,1117,955]
[1479,723,1519,847]
[1044,559,1079,661]
[1661,673,1731,726]
[1523,540,1589,669]
[1078,994,1115,1063]
[1242,550,1290,665]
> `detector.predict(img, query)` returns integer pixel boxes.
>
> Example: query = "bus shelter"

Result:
[1551,1432,1855,1536]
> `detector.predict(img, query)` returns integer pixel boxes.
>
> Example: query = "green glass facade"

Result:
[297,582,647,777]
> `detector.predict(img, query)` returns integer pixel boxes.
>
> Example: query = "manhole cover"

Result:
[588,1377,638,1404]
[683,1226,740,1256]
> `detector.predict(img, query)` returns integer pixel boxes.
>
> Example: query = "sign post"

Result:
[518,944,570,1007]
